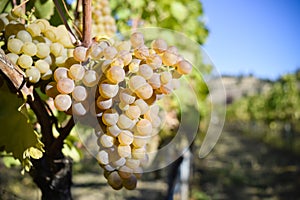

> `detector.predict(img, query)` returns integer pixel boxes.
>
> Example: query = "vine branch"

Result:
[82,0,92,47]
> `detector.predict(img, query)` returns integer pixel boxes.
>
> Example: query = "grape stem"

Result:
[82,0,92,47]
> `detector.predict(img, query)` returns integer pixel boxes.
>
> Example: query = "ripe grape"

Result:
[6,53,19,64]
[16,30,32,42]
[122,174,137,190]
[117,114,134,130]
[125,105,141,120]
[128,75,146,92]
[96,96,113,110]
[117,130,134,145]
[136,119,152,136]
[107,124,121,137]
[107,171,123,190]
[117,145,131,158]
[82,70,99,87]
[26,23,41,37]
[72,85,87,101]
[138,64,153,80]
[97,150,109,165]
[35,59,50,74]
[68,64,85,81]
[18,54,33,69]
[72,101,89,116]
[176,59,192,74]
[162,50,178,66]
[73,46,87,62]
[106,66,125,84]
[54,94,72,111]
[36,43,50,58]
[54,67,69,81]
[21,42,37,56]
[118,165,133,179]
[57,78,75,94]
[100,134,114,148]
[25,67,40,83]
[135,83,153,100]
[98,82,119,98]
[151,38,168,54]
[130,32,144,48]
[102,109,119,126]
[7,38,23,54]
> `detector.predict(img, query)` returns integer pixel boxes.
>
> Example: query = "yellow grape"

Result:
[7,38,23,54]
[36,43,50,58]
[132,147,146,160]
[128,75,146,92]
[16,30,32,42]
[146,53,162,69]
[176,59,192,75]
[106,66,125,84]
[25,67,40,83]
[134,99,149,115]
[100,134,114,148]
[96,96,113,110]
[162,50,178,66]
[138,64,153,80]
[54,67,69,81]
[98,82,119,98]
[18,54,33,69]
[102,109,119,126]
[68,64,85,81]
[50,42,64,57]
[117,114,135,130]
[130,32,144,48]
[82,70,99,87]
[72,101,89,116]
[133,45,149,60]
[117,145,131,158]
[151,38,168,54]
[107,124,121,137]
[35,59,50,74]
[26,23,41,37]
[118,130,134,145]
[160,71,172,85]
[72,85,87,101]
[132,135,149,148]
[54,94,72,111]
[125,105,141,120]
[148,73,161,89]
[21,42,37,56]
[135,83,153,100]
[128,59,141,73]
[126,158,140,170]
[57,78,75,94]
[73,46,87,62]
[97,150,109,165]
[103,46,117,60]
[136,119,152,136]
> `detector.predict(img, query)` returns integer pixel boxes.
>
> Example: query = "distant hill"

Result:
[211,75,272,104]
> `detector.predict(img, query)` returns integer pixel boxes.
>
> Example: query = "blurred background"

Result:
[1,0,300,199]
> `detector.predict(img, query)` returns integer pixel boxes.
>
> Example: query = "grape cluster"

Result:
[93,32,192,189]
[0,8,74,83]
[91,0,117,37]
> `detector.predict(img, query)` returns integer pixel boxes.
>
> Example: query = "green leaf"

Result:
[28,0,55,20]
[0,83,43,162]
[171,2,188,22]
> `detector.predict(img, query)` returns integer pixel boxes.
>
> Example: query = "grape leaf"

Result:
[0,83,43,162]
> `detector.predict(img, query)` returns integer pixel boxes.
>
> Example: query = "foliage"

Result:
[110,0,208,44]
[227,71,300,152]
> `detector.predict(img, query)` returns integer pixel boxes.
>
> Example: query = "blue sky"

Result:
[201,0,300,80]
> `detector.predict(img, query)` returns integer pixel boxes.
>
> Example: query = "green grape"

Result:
[128,75,146,92]
[125,105,141,120]
[103,46,117,60]
[7,38,24,54]
[160,71,172,84]
[16,30,32,42]
[50,42,64,57]
[98,82,119,98]
[26,23,41,37]
[125,158,140,170]
[97,150,109,165]
[151,38,168,54]
[25,67,40,83]
[148,73,161,89]
[18,54,33,69]
[107,124,121,137]
[36,43,50,58]
[72,101,89,116]
[35,59,50,74]
[6,53,19,64]
[135,83,153,100]
[21,42,37,56]
[117,145,131,158]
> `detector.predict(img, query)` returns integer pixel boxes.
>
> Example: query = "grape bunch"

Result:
[92,32,192,189]
[0,7,74,83]
[76,0,117,38]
